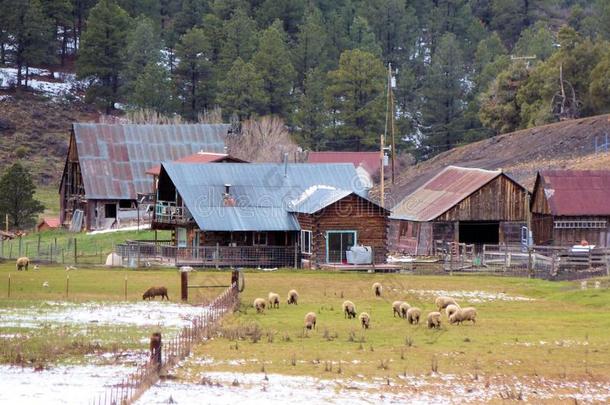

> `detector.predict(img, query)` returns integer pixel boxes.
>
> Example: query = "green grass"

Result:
[181,271,610,381]
[34,184,60,218]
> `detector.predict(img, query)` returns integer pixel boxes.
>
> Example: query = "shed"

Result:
[59,123,229,231]
[531,170,610,246]
[390,166,530,254]
[37,217,61,232]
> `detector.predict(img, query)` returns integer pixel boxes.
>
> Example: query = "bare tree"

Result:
[226,116,300,162]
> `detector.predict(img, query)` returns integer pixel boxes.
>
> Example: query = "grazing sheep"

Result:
[435,296,458,312]
[359,312,370,329]
[392,301,404,317]
[445,304,460,319]
[372,282,382,297]
[253,298,266,313]
[287,289,299,305]
[427,311,442,329]
[16,257,29,271]
[399,302,411,319]
[406,307,421,325]
[268,292,280,309]
[142,286,169,300]
[449,307,477,325]
[304,312,317,330]
[342,300,356,319]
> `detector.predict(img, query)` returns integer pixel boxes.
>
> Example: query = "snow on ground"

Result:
[0,300,207,330]
[87,224,151,235]
[403,289,535,303]
[136,371,610,405]
[0,364,134,405]
[0,67,85,100]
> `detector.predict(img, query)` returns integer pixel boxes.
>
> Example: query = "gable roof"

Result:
[38,217,60,228]
[288,187,383,214]
[391,166,503,221]
[308,151,381,174]
[72,123,228,200]
[161,162,367,231]
[534,170,610,216]
[145,152,246,176]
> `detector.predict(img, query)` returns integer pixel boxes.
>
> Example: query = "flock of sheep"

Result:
[252,282,477,331]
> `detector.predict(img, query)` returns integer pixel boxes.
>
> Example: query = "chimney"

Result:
[224,184,231,194]
[223,184,235,206]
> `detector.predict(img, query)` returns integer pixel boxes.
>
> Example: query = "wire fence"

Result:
[90,283,239,405]
[0,236,117,265]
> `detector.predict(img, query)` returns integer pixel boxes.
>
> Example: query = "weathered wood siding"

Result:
[531,177,551,215]
[436,175,529,222]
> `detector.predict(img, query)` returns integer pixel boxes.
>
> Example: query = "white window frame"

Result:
[301,230,312,254]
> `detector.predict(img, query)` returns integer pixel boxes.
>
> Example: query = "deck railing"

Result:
[154,200,191,224]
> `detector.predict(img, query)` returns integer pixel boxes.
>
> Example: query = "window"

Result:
[253,232,268,246]
[104,203,117,218]
[176,228,187,248]
[411,222,419,237]
[119,200,133,209]
[326,231,357,263]
[301,230,312,254]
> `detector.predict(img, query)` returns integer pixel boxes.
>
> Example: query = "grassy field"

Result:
[34,184,60,218]
[181,271,610,381]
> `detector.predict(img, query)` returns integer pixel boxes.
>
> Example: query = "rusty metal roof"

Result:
[145,152,246,176]
[308,151,381,174]
[391,166,501,221]
[73,123,228,199]
[536,170,610,216]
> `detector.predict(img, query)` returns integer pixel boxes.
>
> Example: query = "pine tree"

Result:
[349,16,382,57]
[490,0,528,47]
[77,0,131,113]
[294,68,328,149]
[292,5,328,90]
[130,62,174,114]
[124,16,162,92]
[514,22,555,61]
[325,49,385,151]
[217,57,266,120]
[40,0,71,65]
[174,28,213,120]
[173,0,207,37]
[0,163,44,230]
[252,21,296,116]
[219,8,258,70]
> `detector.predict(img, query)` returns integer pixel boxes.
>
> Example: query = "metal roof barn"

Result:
[72,123,228,200]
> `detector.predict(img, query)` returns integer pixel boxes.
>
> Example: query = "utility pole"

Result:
[380,133,385,207]
[384,63,397,185]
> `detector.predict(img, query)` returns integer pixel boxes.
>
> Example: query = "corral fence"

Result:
[0,236,118,265]
[90,283,239,405]
[429,242,610,280]
[116,240,299,268]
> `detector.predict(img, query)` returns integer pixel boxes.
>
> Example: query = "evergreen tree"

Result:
[0,163,44,230]
[219,8,258,70]
[589,50,610,112]
[325,49,385,151]
[256,0,305,38]
[77,0,130,113]
[490,0,528,47]
[124,16,162,93]
[217,58,266,120]
[40,0,72,65]
[294,68,328,149]
[173,0,207,37]
[419,33,468,156]
[292,5,328,90]
[474,32,509,92]
[252,22,296,116]
[349,16,382,57]
[174,28,213,120]
[130,61,174,114]
[514,22,555,62]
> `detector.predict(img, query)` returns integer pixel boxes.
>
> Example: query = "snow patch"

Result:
[407,289,535,302]
[87,224,151,235]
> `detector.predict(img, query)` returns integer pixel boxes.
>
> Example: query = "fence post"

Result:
[74,238,77,265]
[18,237,22,257]
[9,240,12,259]
[1,237,4,258]
[293,243,298,269]
[37,234,41,258]
[7,273,10,298]
[66,275,69,299]
[528,248,533,278]
[181,270,188,302]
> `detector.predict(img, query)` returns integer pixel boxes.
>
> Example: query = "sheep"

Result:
[304,312,317,330]
[445,304,460,319]
[406,307,421,325]
[253,298,266,313]
[399,302,411,319]
[142,286,169,300]
[16,257,29,271]
[449,307,477,325]
[287,289,299,305]
[342,300,356,319]
[372,282,382,297]
[435,296,458,312]
[427,311,442,329]
[268,292,280,309]
[392,301,404,317]
[359,312,370,329]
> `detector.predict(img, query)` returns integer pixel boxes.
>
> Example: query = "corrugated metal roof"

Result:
[74,123,228,199]
[145,152,245,176]
[288,188,353,214]
[308,151,381,174]
[537,170,610,216]
[162,162,366,231]
[391,166,501,221]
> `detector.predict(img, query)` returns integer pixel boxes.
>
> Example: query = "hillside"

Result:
[378,114,610,207]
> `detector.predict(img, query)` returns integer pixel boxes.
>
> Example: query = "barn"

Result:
[59,123,229,231]
[152,162,388,267]
[531,170,610,247]
[389,166,530,254]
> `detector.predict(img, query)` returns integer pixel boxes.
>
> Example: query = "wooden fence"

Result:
[90,283,239,405]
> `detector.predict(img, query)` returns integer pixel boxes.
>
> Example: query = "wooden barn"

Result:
[59,123,229,231]
[389,166,530,254]
[152,162,388,267]
[531,170,610,247]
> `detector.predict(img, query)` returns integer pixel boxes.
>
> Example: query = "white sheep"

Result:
[16,257,29,271]
[253,298,266,313]
[372,282,382,297]
[342,300,356,319]
[268,292,280,309]
[427,311,442,329]
[359,312,370,329]
[435,296,458,312]
[399,302,411,319]
[392,301,404,317]
[445,304,460,319]
[449,307,477,325]
[287,289,299,305]
[406,307,421,325]
[304,312,317,330]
